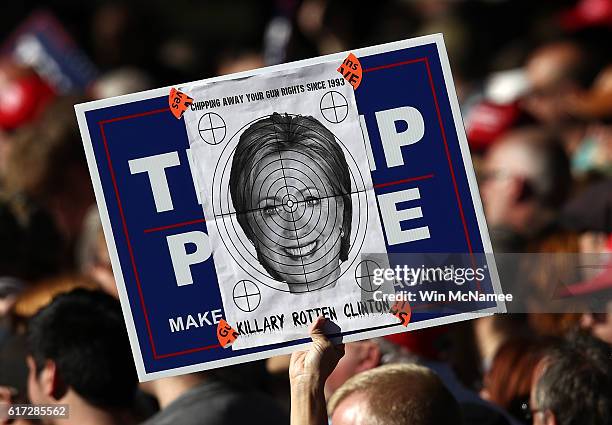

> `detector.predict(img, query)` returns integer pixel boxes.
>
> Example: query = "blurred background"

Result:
[0,1,611,425]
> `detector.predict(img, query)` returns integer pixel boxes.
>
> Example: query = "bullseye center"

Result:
[282,194,299,213]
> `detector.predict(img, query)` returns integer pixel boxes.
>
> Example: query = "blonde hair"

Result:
[328,363,461,425]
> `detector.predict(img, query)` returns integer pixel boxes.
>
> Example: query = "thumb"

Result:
[309,316,330,347]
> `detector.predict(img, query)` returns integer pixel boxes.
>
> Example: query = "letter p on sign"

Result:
[167,231,212,286]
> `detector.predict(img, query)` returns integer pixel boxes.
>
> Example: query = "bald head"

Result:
[329,364,461,425]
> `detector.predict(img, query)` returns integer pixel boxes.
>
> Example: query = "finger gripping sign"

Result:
[337,52,362,90]
[75,34,505,381]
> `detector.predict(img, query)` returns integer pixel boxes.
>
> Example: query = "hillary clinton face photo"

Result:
[229,113,352,293]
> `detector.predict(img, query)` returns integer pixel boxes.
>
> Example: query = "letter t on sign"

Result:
[128,152,181,213]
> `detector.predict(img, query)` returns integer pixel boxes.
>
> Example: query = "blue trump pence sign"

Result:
[75,34,504,381]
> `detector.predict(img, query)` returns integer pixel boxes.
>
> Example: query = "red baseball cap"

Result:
[0,59,55,131]
[559,0,612,30]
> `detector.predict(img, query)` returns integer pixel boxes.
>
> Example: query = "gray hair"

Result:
[534,333,612,425]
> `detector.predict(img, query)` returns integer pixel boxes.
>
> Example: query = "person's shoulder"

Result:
[216,388,289,425]
[139,381,227,425]
[140,382,288,425]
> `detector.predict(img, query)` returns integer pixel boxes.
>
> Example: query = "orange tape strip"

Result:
[217,319,239,348]
[169,87,193,119]
[390,301,412,327]
[337,52,362,90]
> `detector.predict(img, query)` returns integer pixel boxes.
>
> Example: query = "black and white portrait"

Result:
[229,113,352,293]
[183,60,393,349]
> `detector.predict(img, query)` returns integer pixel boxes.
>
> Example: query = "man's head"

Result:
[480,128,570,233]
[324,338,419,399]
[26,289,137,410]
[530,332,612,425]
[328,363,461,425]
[523,41,598,124]
[325,340,382,398]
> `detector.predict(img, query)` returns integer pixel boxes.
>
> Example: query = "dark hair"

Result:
[229,113,352,262]
[27,289,137,408]
[0,197,64,281]
[534,135,572,208]
[534,332,612,425]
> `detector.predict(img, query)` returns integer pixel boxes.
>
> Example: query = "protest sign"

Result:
[75,34,505,381]
[2,10,98,94]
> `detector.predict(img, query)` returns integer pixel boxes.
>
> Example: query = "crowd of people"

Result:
[1,1,611,424]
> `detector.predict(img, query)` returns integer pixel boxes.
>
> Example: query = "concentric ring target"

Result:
[211,114,370,293]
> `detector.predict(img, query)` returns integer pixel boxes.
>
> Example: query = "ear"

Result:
[580,313,595,330]
[0,385,16,405]
[355,341,381,372]
[543,409,557,425]
[40,360,67,401]
[0,386,14,425]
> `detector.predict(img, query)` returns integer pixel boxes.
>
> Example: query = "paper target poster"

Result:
[75,34,505,381]
[182,61,397,349]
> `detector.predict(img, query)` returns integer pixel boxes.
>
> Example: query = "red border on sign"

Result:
[99,110,220,360]
[98,56,474,360]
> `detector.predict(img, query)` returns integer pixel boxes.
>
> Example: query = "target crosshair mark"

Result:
[355,259,381,292]
[198,112,227,145]
[320,91,349,124]
[232,280,261,312]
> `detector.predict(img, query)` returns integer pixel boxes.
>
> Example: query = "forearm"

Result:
[290,379,328,425]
